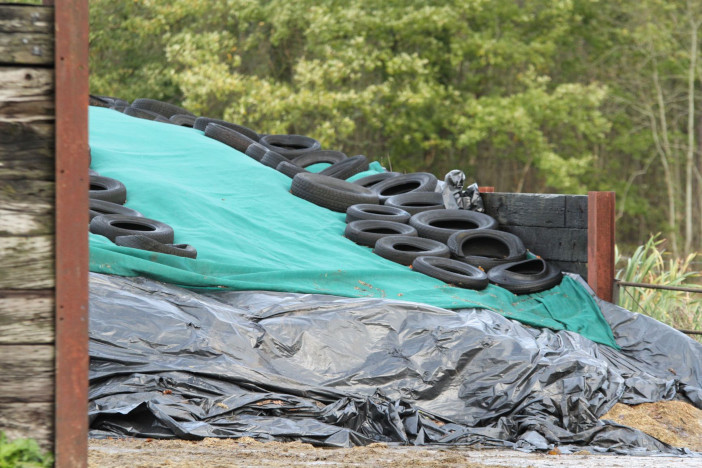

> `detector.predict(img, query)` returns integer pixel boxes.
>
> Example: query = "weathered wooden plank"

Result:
[0,179,54,235]
[483,192,568,228]
[0,289,54,344]
[500,226,588,262]
[0,402,54,451]
[0,236,54,289]
[0,67,54,180]
[549,260,587,279]
[0,121,54,180]
[0,5,53,66]
[0,67,54,115]
[0,344,54,403]
[565,195,588,229]
[0,5,53,34]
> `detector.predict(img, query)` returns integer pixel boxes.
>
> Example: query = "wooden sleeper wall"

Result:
[0,4,55,451]
[482,192,589,278]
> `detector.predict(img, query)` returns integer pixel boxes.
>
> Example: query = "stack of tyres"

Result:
[88,131,198,260]
[102,97,563,292]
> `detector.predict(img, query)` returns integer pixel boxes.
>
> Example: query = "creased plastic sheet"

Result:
[89,272,702,456]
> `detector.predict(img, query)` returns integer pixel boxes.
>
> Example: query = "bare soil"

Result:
[88,401,702,468]
[87,437,702,468]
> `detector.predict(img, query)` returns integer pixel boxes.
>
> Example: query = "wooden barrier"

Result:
[0,4,56,450]
[1,3,89,466]
[482,191,616,300]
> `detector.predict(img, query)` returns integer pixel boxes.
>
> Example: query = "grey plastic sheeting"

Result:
[88,272,702,455]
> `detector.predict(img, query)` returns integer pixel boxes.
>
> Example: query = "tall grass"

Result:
[616,234,702,341]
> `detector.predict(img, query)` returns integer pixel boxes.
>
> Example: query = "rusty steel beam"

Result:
[587,191,615,302]
[53,0,89,466]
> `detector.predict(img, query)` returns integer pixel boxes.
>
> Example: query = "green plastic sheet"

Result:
[89,107,618,348]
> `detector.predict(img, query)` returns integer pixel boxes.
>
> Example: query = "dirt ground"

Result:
[89,401,702,468]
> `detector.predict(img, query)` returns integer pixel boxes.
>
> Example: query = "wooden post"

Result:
[54,0,89,467]
[587,191,616,302]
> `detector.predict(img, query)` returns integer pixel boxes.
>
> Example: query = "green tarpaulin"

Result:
[89,107,618,348]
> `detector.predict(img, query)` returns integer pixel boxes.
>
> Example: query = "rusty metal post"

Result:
[587,191,615,302]
[54,0,89,466]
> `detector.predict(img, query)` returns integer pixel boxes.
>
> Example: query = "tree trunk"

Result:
[651,62,679,256]
[684,14,698,256]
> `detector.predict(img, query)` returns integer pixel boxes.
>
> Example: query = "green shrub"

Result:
[616,234,702,341]
[0,432,53,468]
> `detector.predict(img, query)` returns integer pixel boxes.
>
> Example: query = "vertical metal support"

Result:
[588,191,616,302]
[54,0,89,466]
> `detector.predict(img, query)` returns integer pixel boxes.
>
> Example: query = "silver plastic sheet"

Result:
[88,273,701,455]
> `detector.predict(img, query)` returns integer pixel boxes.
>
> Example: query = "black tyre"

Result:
[90,175,127,204]
[260,134,321,158]
[371,172,438,203]
[115,235,197,259]
[261,150,289,168]
[205,123,256,152]
[90,214,174,244]
[412,256,489,290]
[169,114,197,127]
[89,199,143,221]
[345,204,411,224]
[244,143,268,162]
[131,98,194,118]
[487,258,562,294]
[352,172,401,188]
[385,191,445,215]
[291,173,379,212]
[89,95,112,108]
[373,235,449,266]
[319,154,369,180]
[89,169,100,177]
[110,104,128,113]
[193,117,260,141]
[344,220,417,248]
[123,106,170,123]
[292,150,347,168]
[91,95,129,108]
[447,229,526,271]
[277,161,308,178]
[110,97,130,107]
[409,209,498,243]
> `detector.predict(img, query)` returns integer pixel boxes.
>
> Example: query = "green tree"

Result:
[588,0,702,255]
[93,0,702,252]
[90,0,609,191]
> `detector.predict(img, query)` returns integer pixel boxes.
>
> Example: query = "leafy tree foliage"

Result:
[89,0,702,251]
